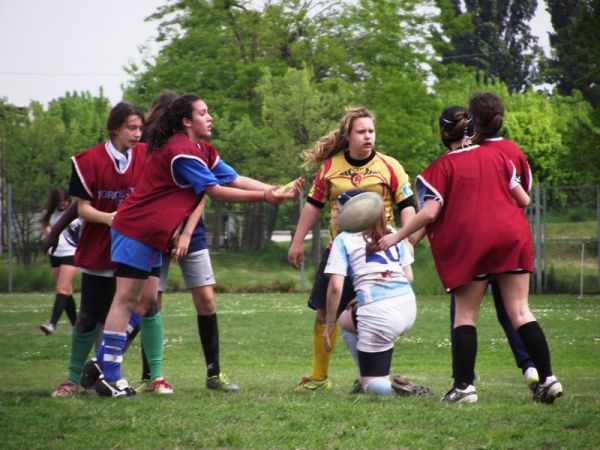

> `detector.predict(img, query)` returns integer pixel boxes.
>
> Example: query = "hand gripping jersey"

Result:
[416,145,534,292]
[308,151,413,244]
[112,133,216,253]
[480,137,532,192]
[325,231,413,306]
[71,142,147,270]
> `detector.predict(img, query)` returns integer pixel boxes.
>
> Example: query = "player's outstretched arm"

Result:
[379,200,441,251]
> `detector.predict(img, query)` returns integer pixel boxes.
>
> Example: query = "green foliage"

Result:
[435,0,541,92]
[545,0,600,109]
[1,293,599,448]
[0,93,110,265]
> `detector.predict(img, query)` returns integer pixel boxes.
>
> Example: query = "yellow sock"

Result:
[311,322,337,381]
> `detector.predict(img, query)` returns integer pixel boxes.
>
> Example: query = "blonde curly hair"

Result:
[302,107,374,169]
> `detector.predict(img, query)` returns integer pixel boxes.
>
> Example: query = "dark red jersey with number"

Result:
[111,133,210,252]
[480,137,532,192]
[416,145,534,291]
[71,142,147,270]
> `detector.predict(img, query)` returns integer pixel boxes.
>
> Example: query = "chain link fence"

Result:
[529,185,600,296]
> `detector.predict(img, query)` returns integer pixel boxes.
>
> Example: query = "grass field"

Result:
[1,292,599,449]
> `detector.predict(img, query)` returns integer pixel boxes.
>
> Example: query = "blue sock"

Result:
[127,312,141,336]
[96,331,126,382]
[365,378,395,396]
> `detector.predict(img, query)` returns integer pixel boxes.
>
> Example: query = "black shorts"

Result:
[77,273,116,333]
[115,263,161,280]
[49,255,76,268]
[307,248,356,316]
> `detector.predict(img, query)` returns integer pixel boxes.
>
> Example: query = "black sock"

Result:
[517,321,552,383]
[141,345,151,380]
[452,325,477,387]
[49,293,68,326]
[65,295,77,326]
[197,314,220,378]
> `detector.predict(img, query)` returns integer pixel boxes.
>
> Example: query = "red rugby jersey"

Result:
[71,142,147,270]
[111,133,209,252]
[480,137,532,192]
[417,145,534,291]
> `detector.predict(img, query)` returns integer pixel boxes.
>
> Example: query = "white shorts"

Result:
[159,248,216,292]
[356,290,417,353]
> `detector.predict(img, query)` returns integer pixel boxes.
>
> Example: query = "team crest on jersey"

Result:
[351,172,363,186]
[339,167,377,187]
[401,182,413,197]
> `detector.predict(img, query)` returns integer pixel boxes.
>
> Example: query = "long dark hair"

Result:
[142,90,179,143]
[469,92,504,144]
[40,187,70,228]
[147,95,201,153]
[106,102,144,140]
[439,106,473,148]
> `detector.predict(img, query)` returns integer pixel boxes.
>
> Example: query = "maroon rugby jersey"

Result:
[71,142,147,270]
[480,137,532,192]
[417,144,534,292]
[112,133,212,252]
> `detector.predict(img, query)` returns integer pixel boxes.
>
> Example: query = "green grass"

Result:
[1,292,599,449]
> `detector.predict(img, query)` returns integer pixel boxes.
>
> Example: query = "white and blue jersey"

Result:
[325,230,413,307]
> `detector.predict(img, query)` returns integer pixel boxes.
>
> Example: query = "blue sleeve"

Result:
[212,159,239,185]
[173,157,219,194]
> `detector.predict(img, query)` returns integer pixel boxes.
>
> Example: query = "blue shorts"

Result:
[111,229,162,273]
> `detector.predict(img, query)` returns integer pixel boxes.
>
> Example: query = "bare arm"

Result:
[323,274,344,352]
[379,200,442,251]
[287,202,321,268]
[230,175,304,199]
[78,199,115,227]
[511,184,530,208]
[40,201,79,254]
[229,175,272,191]
[171,196,207,263]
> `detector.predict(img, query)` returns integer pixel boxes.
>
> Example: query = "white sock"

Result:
[341,329,360,377]
[365,378,395,396]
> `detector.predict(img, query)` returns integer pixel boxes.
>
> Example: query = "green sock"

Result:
[140,312,164,380]
[67,329,96,384]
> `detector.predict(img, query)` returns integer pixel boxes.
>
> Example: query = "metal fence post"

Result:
[534,185,542,294]
[597,185,600,290]
[7,183,13,293]
[580,241,585,298]
[299,188,305,291]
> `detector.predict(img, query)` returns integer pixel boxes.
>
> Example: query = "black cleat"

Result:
[80,358,102,389]
[392,375,434,397]
[95,375,136,397]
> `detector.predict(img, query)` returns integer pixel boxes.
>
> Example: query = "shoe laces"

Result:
[297,376,312,386]
[153,378,172,389]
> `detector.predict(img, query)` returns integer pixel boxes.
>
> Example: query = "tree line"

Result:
[1,0,598,264]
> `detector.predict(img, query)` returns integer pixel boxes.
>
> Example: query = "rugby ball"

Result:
[276,179,297,195]
[337,192,384,232]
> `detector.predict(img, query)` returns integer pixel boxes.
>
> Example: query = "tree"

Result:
[1,93,110,265]
[434,0,542,92]
[544,0,600,109]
